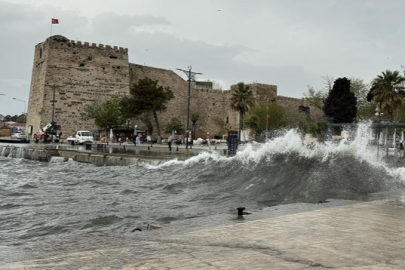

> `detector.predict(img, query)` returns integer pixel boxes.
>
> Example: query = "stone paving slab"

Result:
[2,197,405,269]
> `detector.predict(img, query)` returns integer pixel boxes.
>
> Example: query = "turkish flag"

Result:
[52,18,59,24]
[267,114,271,120]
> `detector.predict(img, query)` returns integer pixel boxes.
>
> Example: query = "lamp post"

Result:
[176,66,202,151]
[12,98,27,130]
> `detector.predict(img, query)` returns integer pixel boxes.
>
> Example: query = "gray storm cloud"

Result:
[1,0,405,115]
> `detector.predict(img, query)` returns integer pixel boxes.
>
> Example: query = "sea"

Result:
[1,124,405,263]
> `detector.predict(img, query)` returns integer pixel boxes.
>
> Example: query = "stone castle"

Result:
[27,35,314,140]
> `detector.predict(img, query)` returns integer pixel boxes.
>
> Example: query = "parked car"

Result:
[11,131,28,141]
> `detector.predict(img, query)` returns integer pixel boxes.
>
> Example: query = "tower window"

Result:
[39,48,42,58]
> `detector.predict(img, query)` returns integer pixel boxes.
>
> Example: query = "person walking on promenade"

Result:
[168,135,172,151]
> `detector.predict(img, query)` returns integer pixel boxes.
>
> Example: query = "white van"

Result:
[67,131,94,145]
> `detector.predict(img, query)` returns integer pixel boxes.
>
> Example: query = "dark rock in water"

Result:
[132,224,162,232]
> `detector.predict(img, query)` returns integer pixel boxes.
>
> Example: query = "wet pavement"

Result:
[2,196,405,269]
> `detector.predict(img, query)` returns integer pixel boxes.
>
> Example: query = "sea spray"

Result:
[149,123,405,204]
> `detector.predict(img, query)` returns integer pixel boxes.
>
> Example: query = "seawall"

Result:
[0,145,180,166]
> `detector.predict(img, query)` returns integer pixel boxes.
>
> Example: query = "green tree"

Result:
[82,98,126,140]
[350,77,373,120]
[324,77,357,124]
[367,70,405,121]
[308,121,328,141]
[16,114,26,123]
[244,102,288,141]
[230,82,256,142]
[121,77,174,144]
[164,117,184,135]
[4,115,19,122]
[303,86,327,111]
[139,113,154,135]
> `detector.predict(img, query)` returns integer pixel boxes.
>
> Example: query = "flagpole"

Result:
[50,21,52,37]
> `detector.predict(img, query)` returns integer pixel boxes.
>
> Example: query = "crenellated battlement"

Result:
[43,35,128,54]
[194,88,230,94]
[69,39,127,53]
[277,95,305,102]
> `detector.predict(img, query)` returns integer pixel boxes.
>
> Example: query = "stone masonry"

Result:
[27,36,129,139]
[27,35,316,140]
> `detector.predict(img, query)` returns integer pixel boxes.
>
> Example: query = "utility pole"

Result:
[176,66,202,151]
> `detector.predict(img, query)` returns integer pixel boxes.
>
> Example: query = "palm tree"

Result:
[230,82,256,142]
[369,70,405,120]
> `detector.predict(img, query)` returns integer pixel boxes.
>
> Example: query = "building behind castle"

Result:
[27,35,316,140]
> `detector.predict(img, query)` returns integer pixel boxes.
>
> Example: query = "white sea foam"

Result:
[49,156,67,163]
[153,122,405,183]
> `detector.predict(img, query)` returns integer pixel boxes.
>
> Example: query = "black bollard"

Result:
[148,146,150,151]
[123,145,126,151]
[223,149,227,155]
[176,146,179,151]
[237,207,245,216]
[215,146,217,150]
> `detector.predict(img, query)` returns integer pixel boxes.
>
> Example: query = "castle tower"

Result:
[26,35,130,138]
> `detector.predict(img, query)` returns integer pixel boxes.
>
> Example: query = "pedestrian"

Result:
[133,135,137,146]
[168,135,172,151]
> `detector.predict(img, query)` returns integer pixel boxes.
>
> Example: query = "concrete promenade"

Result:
[0,141,230,164]
[0,140,228,155]
[2,196,405,269]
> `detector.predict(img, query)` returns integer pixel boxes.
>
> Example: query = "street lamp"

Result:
[12,98,27,129]
[176,66,202,151]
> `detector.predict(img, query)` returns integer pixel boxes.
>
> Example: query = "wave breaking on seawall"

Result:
[150,123,405,206]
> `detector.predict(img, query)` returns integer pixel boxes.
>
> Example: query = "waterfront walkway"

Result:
[2,196,405,269]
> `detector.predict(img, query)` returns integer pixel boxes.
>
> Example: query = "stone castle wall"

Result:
[128,64,188,137]
[128,65,237,138]
[277,95,307,109]
[27,35,321,141]
[277,95,324,120]
[27,36,130,138]
[27,40,50,135]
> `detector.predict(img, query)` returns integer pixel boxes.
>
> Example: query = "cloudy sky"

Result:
[1,0,405,116]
